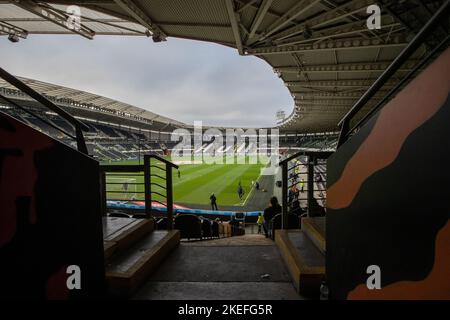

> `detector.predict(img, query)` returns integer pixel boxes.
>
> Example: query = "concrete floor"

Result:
[133,234,302,300]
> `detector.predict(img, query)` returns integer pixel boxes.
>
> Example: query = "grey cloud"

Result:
[0,35,293,127]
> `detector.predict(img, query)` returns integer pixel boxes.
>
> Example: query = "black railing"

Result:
[148,154,179,230]
[279,151,332,229]
[337,0,450,148]
[100,154,178,229]
[0,67,89,154]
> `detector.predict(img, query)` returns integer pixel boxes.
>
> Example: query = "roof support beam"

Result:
[225,0,244,55]
[295,100,362,106]
[258,0,321,41]
[269,0,373,42]
[294,94,385,101]
[275,20,399,47]
[248,0,273,39]
[286,79,397,88]
[297,105,358,110]
[44,6,146,35]
[237,0,258,13]
[293,92,371,99]
[0,21,28,38]
[275,60,416,74]
[13,0,95,39]
[113,0,166,39]
[246,36,408,55]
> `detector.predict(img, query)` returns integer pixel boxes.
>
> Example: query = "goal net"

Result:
[105,177,138,201]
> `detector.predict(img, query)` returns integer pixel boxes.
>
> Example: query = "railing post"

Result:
[76,126,88,155]
[337,118,349,148]
[0,67,90,154]
[144,155,151,219]
[281,161,288,230]
[307,156,315,217]
[166,165,174,230]
[99,170,107,216]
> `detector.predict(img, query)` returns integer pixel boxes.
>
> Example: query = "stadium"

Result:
[0,0,449,303]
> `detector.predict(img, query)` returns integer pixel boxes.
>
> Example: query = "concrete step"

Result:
[106,230,180,297]
[301,217,326,254]
[275,229,325,298]
[103,217,154,260]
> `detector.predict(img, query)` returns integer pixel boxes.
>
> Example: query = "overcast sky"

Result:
[0,35,293,128]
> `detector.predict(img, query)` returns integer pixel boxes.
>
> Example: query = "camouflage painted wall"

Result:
[0,112,105,299]
[326,47,450,300]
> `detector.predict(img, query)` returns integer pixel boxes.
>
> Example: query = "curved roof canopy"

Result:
[1,0,448,132]
[0,76,187,127]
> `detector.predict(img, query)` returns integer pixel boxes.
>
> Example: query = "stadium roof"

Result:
[0,76,187,127]
[1,0,448,133]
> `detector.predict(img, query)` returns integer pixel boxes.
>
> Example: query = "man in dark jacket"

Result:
[263,196,282,238]
[210,193,218,211]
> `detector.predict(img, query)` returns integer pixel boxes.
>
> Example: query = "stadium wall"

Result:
[326,47,450,299]
[0,111,105,299]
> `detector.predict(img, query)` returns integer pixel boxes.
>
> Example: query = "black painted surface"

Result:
[0,112,105,299]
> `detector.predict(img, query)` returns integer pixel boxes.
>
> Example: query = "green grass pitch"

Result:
[103,157,264,207]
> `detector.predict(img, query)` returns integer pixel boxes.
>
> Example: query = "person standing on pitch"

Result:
[237,182,244,200]
[210,193,218,211]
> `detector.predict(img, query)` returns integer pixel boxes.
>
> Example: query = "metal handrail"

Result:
[100,154,178,226]
[279,151,332,229]
[0,67,89,154]
[336,0,450,148]
[150,154,179,169]
[150,182,167,190]
[0,93,77,140]
[348,34,450,135]
[279,150,333,165]
[150,173,167,180]
[150,191,167,198]
[146,154,177,230]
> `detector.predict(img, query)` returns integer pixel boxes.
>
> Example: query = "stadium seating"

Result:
[201,218,213,239]
[269,213,300,240]
[156,217,169,230]
[1,105,337,164]
[174,214,202,240]
[211,221,220,238]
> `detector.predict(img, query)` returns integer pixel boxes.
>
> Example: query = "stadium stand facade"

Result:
[0,77,338,162]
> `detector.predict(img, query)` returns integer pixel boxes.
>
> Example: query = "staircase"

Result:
[275,217,325,298]
[103,216,180,297]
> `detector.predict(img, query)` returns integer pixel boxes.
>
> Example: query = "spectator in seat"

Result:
[263,196,282,238]
[291,198,305,216]
[229,216,240,236]
[309,198,326,217]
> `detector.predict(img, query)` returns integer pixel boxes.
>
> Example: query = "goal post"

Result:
[105,176,138,201]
